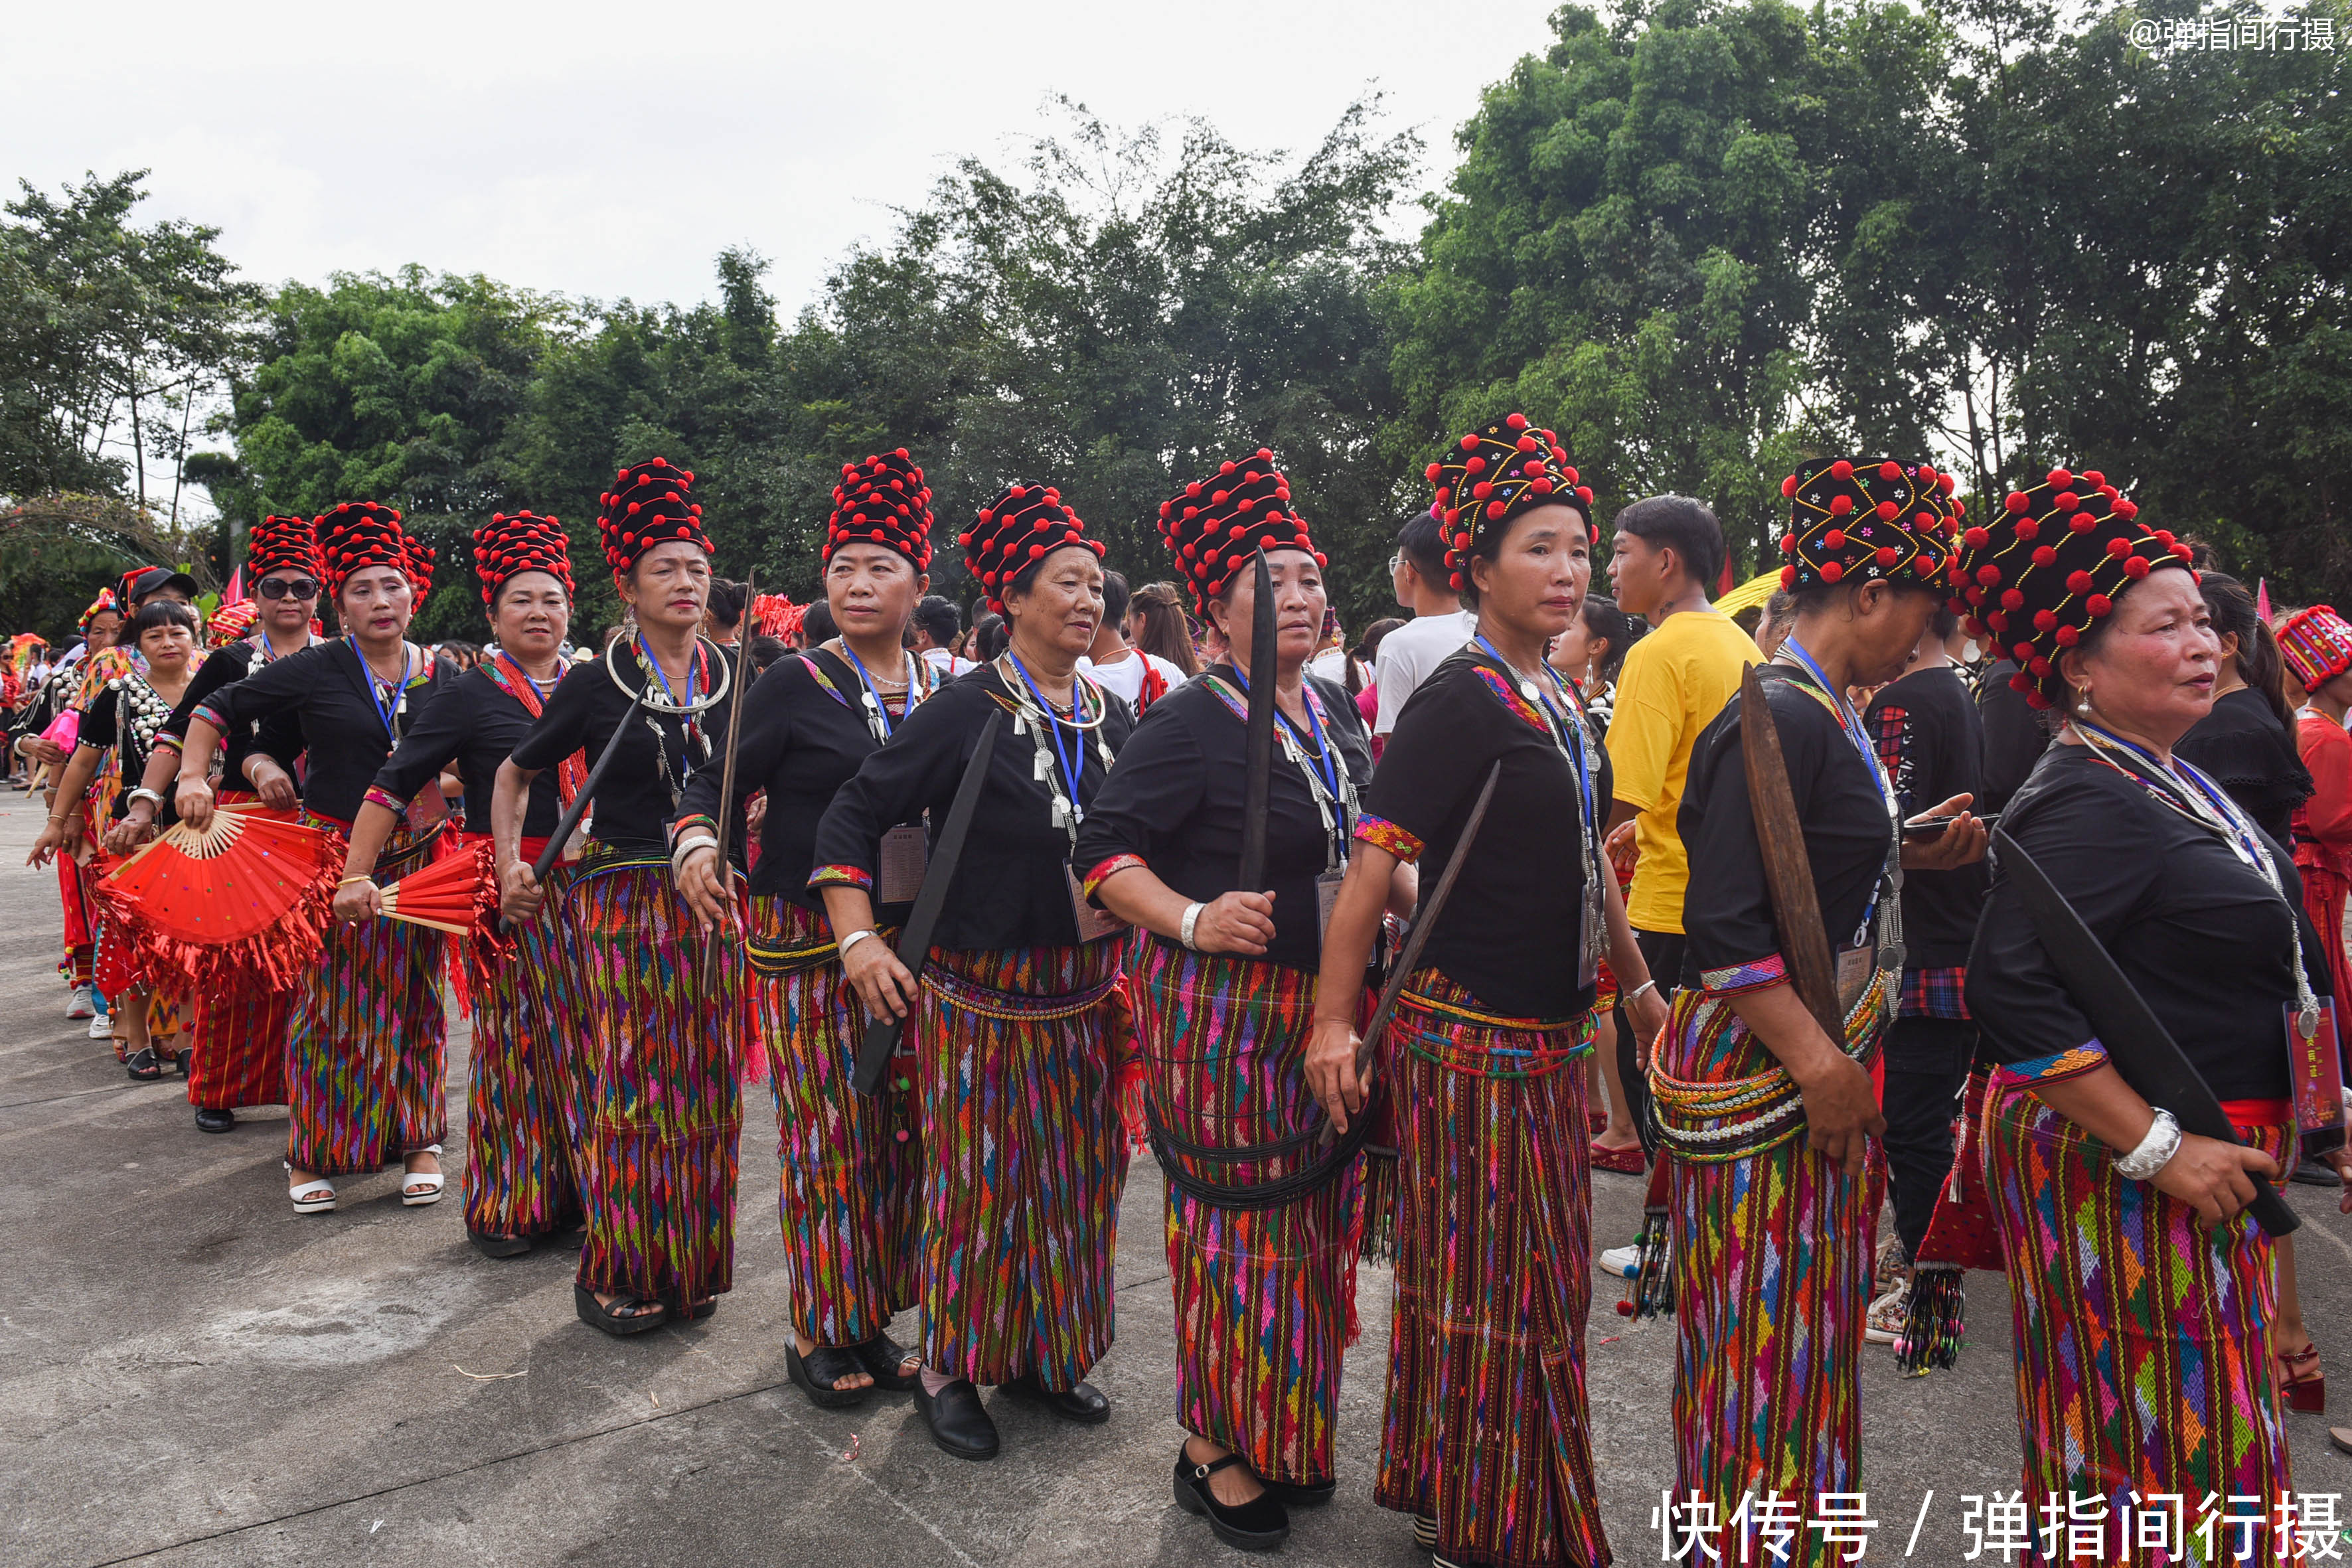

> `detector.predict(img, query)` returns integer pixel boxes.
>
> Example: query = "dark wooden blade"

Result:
[1353,759,1503,1091]
[530,676,648,885]
[699,574,760,990]
[1995,827,2298,1237]
[852,710,1004,1095]
[1237,549,1277,890]
[1739,663,1845,1044]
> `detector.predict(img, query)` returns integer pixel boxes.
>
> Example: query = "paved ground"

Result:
[2,795,2347,1568]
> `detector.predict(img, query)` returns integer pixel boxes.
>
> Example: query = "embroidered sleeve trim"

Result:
[1354,813,1424,864]
[362,786,409,816]
[806,863,873,892]
[2009,1040,2108,1083]
[1699,953,1789,996]
[1081,854,1146,900]
[191,700,234,737]
[668,814,718,845]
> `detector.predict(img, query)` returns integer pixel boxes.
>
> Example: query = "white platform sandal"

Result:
[400,1144,445,1208]
[285,1162,337,1214]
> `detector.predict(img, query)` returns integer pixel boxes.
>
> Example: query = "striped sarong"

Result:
[461,858,590,1240]
[1374,969,1608,1568]
[183,792,288,1112]
[1131,939,1360,1489]
[285,823,447,1176]
[751,896,921,1346]
[563,848,745,1309]
[1986,1078,2295,1565]
[915,939,1127,1387]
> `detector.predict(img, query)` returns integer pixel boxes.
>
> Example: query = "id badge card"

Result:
[2287,1000,2347,1137]
[1065,862,1131,943]
[1835,941,1875,1015]
[1316,868,1346,943]
[878,824,929,905]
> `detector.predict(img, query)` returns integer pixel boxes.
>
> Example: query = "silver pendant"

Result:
[1012,714,1028,736]
[1051,795,1071,828]
[1033,748,1053,781]
[1521,680,1542,703]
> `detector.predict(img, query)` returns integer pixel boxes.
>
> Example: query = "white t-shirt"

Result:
[1306,647,1350,686]
[1080,649,1188,709]
[1372,609,1477,735]
[921,647,976,678]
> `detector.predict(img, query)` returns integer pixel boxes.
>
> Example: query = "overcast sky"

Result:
[11,0,1559,315]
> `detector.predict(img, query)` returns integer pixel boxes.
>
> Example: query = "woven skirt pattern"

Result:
[1374,969,1610,1568]
[1661,989,1876,1563]
[461,862,590,1239]
[915,939,1127,1387]
[285,825,448,1176]
[752,896,921,1346]
[1132,939,1360,1488]
[1986,1081,2294,1565]
[565,850,744,1307]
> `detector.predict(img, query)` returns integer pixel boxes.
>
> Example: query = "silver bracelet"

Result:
[668,832,719,875]
[839,928,879,959]
[1180,902,1206,951]
[2114,1107,2183,1182]
[125,786,166,810]
[1628,979,1661,1006]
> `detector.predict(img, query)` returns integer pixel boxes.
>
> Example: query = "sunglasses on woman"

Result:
[256,577,321,601]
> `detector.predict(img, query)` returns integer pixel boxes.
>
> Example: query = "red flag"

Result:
[1718,553,1736,597]
[2257,578,2272,623]
[223,564,246,605]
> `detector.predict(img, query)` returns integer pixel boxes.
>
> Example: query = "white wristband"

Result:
[839,928,879,959]
[1180,901,1206,951]
[2114,1107,2183,1182]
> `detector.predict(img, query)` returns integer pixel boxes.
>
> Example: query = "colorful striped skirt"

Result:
[1986,1079,2295,1564]
[462,856,591,1240]
[1131,939,1360,1489]
[750,896,921,1346]
[1657,989,1879,1559]
[914,939,1127,1387]
[564,848,745,1308]
[1373,969,1608,1568]
[183,791,288,1111]
[286,824,448,1176]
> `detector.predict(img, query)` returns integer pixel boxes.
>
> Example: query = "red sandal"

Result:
[1589,1139,1646,1176]
[2278,1343,2325,1415]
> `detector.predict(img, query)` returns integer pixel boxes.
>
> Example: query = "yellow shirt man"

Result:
[1606,608,1760,933]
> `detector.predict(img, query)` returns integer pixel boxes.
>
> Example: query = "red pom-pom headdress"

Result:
[1423,414,1593,592]
[247,514,323,582]
[1774,458,1954,595]
[2276,605,2352,694]
[596,457,712,583]
[471,510,576,607]
[958,483,1101,614]
[206,599,260,648]
[827,450,934,569]
[1154,449,1325,613]
[1944,466,2189,710]
[317,502,430,605]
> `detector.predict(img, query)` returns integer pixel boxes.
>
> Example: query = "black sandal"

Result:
[124,1048,163,1082]
[469,1230,532,1259]
[573,1283,666,1336]
[675,1297,718,1322]
[1172,1448,1289,1552]
[173,1047,193,1077]
[852,1332,921,1392]
[787,1343,873,1409]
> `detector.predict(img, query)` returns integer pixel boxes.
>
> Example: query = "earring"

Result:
[2077,688,2093,717]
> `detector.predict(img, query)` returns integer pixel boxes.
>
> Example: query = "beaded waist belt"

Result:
[747,917,900,977]
[1396,983,1594,1081]
[1647,965,1893,1163]
[924,960,1120,1022]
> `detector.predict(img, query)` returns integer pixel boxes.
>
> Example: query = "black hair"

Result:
[1930,603,1958,642]
[1099,570,1131,631]
[1760,590,1796,631]
[706,578,747,629]
[1578,594,1645,684]
[1396,507,1447,584]
[749,635,789,674]
[1612,495,1726,594]
[1347,616,1405,694]
[973,611,1009,663]
[912,594,961,649]
[133,599,199,641]
[2199,571,2294,726]
[800,599,836,647]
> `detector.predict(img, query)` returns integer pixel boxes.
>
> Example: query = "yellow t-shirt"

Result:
[1605,609,1761,933]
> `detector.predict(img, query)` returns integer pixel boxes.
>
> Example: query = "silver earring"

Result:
[2077,688,2093,717]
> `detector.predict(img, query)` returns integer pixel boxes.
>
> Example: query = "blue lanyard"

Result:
[1776,634,1899,945]
[635,634,698,709]
[1227,664,1342,804]
[1005,650,1086,817]
[347,636,410,743]
[2076,718,2268,870]
[1476,635,1596,846]
[839,644,909,740]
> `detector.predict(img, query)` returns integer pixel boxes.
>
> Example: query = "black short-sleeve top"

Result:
[1073,666,1374,972]
[200,640,451,824]
[159,637,322,786]
[368,659,568,840]
[81,673,185,824]
[808,663,1135,952]
[507,639,740,856]
[2174,686,2313,848]
[1965,745,2310,1103]
[1354,647,1610,1020]
[1862,665,1988,971]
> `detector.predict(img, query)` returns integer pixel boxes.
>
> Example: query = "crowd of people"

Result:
[10,432,2351,1565]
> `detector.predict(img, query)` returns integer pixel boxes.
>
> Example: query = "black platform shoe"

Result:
[1172,1448,1290,1552]
[124,1048,164,1081]
[852,1332,921,1392]
[1002,1369,1109,1424]
[468,1229,532,1259]
[193,1107,235,1134]
[573,1283,666,1337]
[787,1343,872,1409]
[1261,1476,1337,1508]
[915,1377,999,1460]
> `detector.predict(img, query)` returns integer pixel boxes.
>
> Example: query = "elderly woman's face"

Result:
[2067,568,2219,744]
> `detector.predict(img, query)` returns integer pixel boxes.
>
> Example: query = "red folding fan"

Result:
[101,803,335,946]
[378,841,496,936]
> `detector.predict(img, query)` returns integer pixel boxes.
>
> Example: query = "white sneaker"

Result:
[1864,1284,1907,1345]
[66,984,94,1020]
[1596,1243,1642,1280]
[87,1014,114,1040]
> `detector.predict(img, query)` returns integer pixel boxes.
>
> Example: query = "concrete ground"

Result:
[2,795,2347,1568]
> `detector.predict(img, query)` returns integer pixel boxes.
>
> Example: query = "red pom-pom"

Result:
[2001,588,2025,611]
[1831,460,1854,480]
[2047,468,2073,488]
[2106,536,2132,557]
[1458,433,1479,451]
[1486,501,1506,518]
[2055,491,2079,511]
[1876,546,1899,568]
[2112,499,2138,518]
[1821,561,1844,583]
[1781,474,1799,497]
[1449,572,1464,589]
[1830,495,1854,516]
[2170,542,2193,562]
[1976,564,2002,586]
[2010,672,2034,693]
[1876,501,1899,520]
[1780,534,1797,554]
[2082,470,2105,487]
[1780,564,1797,589]
[1576,485,1593,504]
[2005,492,2030,512]
[1465,456,1486,475]
[2033,609,2058,631]
[1879,461,1902,481]
[2014,518,2039,540]
[2123,555,2150,578]
[1425,463,1442,482]
[2033,546,2059,568]
[2086,593,2112,617]
[2069,512,2096,532]
[2067,570,2094,594]
[1506,412,1528,430]
[1963,527,1990,548]
[1825,528,1846,550]
[2055,625,2080,646]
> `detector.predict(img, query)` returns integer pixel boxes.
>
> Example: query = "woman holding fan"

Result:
[1305,416,1668,1568]
[673,449,943,1405]
[337,510,586,1259]
[175,503,453,1214]
[1075,451,1382,1552]
[811,484,1134,1463]
[493,459,745,1336]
